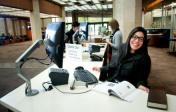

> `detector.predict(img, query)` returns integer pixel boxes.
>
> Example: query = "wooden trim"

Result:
[39,0,63,17]
[0,0,32,11]
[143,0,164,13]
[0,0,63,16]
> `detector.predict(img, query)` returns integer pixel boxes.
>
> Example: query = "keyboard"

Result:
[73,70,98,84]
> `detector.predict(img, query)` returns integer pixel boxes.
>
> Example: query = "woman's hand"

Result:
[138,85,149,93]
[92,67,101,72]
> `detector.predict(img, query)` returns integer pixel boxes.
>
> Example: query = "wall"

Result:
[14,20,20,37]
[21,20,27,35]
[0,18,5,35]
[0,17,60,39]
[0,17,29,38]
[6,18,14,35]
[144,11,153,28]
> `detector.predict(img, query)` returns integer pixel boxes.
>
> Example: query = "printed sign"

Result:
[65,44,82,62]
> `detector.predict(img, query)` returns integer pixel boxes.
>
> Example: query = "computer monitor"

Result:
[79,22,88,40]
[44,22,65,68]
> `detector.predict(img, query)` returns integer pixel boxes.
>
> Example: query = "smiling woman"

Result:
[93,26,151,93]
[130,32,144,53]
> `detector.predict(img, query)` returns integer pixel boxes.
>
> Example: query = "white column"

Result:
[113,0,142,42]
[61,6,65,21]
[142,11,145,27]
[30,0,42,42]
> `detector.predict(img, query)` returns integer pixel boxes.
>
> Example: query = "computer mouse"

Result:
[75,66,84,70]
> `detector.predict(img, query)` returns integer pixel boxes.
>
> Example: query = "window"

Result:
[65,17,72,23]
[78,17,88,22]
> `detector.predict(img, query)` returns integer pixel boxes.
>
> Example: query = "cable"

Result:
[42,81,99,94]
[28,55,49,60]
[20,56,52,68]
[27,56,52,65]
[53,83,97,94]
[25,83,28,94]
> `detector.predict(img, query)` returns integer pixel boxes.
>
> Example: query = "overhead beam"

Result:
[66,9,112,17]
[0,0,63,17]
[0,0,32,10]
[39,0,62,17]
[143,0,164,13]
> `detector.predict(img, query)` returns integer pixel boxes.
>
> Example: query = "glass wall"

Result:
[65,16,112,41]
[65,17,72,23]
[78,17,112,23]
[149,5,176,52]
[88,22,108,36]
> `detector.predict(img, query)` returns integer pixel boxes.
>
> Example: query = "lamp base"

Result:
[26,89,39,96]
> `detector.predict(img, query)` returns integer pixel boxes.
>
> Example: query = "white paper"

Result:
[65,44,82,62]
[93,81,138,102]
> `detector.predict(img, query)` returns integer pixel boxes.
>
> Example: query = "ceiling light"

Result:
[108,4,112,8]
[79,1,87,5]
[81,6,87,10]
[84,5,92,10]
[102,5,107,10]
[65,7,69,11]
[96,4,102,9]
[74,5,82,10]
[93,0,99,4]
[65,6,75,11]
[61,0,69,2]
[53,0,66,5]
[68,2,74,5]
[69,0,77,2]
[91,5,97,9]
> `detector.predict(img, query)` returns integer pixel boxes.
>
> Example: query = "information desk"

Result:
[1,43,176,112]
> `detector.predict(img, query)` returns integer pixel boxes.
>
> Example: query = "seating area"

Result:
[0,34,30,45]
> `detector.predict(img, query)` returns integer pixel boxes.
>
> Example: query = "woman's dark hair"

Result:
[126,26,148,54]
[72,21,80,27]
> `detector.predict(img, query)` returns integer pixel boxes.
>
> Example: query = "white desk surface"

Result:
[1,62,176,112]
[1,43,176,112]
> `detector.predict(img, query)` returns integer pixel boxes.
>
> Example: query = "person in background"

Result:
[65,21,80,44]
[93,26,151,93]
[0,33,6,45]
[107,19,123,62]
[41,27,46,40]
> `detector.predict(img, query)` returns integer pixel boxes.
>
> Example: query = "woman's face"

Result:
[130,31,144,53]
[73,26,79,32]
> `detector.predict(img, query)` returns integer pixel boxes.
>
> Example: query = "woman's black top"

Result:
[101,43,151,88]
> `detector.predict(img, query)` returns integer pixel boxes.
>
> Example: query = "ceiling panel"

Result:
[1,0,176,18]
[51,0,113,12]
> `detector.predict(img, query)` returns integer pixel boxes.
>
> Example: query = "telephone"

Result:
[90,54,103,61]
